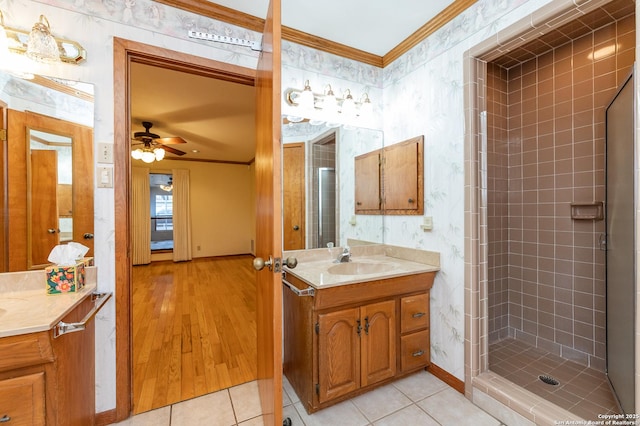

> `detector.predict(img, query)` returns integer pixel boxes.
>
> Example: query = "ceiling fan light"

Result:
[141,151,156,163]
[131,148,143,160]
[154,147,165,161]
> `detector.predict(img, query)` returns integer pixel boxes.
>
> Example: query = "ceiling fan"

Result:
[131,121,187,160]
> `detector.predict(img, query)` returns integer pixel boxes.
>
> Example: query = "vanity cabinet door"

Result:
[383,137,423,214]
[0,372,45,426]
[354,151,381,213]
[317,308,361,403]
[361,300,396,387]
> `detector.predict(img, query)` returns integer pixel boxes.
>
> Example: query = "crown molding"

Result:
[154,0,476,69]
[382,0,477,67]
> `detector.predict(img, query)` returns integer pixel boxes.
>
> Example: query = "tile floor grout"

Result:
[111,370,507,426]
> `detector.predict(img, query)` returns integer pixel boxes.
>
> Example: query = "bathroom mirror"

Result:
[282,118,384,250]
[0,70,95,272]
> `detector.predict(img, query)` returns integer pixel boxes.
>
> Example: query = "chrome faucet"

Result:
[335,246,351,263]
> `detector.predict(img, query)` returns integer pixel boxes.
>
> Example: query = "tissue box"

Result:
[46,262,86,294]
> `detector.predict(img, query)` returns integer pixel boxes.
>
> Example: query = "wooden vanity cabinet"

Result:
[283,271,435,414]
[317,300,396,403]
[0,296,95,425]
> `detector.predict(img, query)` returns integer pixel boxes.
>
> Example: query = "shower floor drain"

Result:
[539,375,560,386]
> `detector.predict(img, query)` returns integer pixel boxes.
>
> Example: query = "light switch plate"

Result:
[97,167,113,188]
[97,143,113,164]
[421,216,433,231]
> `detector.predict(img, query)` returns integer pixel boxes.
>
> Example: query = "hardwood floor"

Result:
[132,255,258,414]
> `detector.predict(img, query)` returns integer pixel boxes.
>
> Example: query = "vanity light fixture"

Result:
[26,15,59,63]
[284,80,373,126]
[0,13,86,64]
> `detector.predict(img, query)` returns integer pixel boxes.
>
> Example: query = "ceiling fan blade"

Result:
[160,144,186,156]
[156,136,187,145]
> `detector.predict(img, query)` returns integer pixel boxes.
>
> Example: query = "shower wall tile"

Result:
[485,17,634,370]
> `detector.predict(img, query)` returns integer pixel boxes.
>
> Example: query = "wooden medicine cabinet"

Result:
[354,135,423,215]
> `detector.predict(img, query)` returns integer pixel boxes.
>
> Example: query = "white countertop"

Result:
[282,244,440,289]
[284,255,439,288]
[0,267,98,338]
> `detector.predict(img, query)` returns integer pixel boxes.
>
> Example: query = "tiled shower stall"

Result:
[485,3,634,372]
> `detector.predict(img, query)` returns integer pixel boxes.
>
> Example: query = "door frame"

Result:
[113,37,257,422]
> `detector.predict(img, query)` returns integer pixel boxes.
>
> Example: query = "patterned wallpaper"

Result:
[5,0,556,411]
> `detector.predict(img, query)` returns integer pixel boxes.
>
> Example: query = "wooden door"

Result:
[254,0,282,424]
[318,308,361,403]
[25,112,94,256]
[7,110,94,271]
[383,136,423,214]
[0,103,6,272]
[30,150,60,267]
[354,151,381,213]
[360,300,396,386]
[283,143,305,250]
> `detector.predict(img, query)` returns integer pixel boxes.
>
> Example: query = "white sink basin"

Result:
[328,262,396,276]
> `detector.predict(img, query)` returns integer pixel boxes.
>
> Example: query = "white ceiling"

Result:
[210,0,456,56]
[131,1,458,164]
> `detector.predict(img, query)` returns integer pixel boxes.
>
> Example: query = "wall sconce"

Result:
[0,11,86,64]
[284,80,374,127]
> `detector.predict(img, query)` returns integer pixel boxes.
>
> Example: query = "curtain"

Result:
[172,168,192,262]
[132,167,151,265]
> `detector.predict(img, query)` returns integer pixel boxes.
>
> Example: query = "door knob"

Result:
[83,233,94,239]
[253,256,273,271]
[283,257,298,269]
[48,228,56,234]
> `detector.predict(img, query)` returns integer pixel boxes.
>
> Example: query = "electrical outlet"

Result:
[97,143,113,164]
[421,216,433,231]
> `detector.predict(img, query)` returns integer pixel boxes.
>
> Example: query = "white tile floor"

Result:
[110,371,505,426]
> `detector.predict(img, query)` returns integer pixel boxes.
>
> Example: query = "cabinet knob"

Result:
[293,225,299,231]
[356,201,362,206]
[408,198,415,203]
[412,312,425,318]
[412,350,425,357]
[0,415,11,423]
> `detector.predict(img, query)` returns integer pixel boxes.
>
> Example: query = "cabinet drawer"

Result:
[400,294,429,334]
[400,330,430,372]
[0,372,45,426]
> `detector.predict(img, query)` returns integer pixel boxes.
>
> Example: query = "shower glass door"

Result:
[605,68,635,414]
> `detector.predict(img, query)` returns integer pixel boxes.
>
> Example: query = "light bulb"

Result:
[26,15,60,63]
[131,149,143,160]
[154,147,165,161]
[297,80,315,111]
[141,151,155,163]
[341,89,356,120]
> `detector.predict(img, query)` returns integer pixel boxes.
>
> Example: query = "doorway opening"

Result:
[113,38,259,420]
